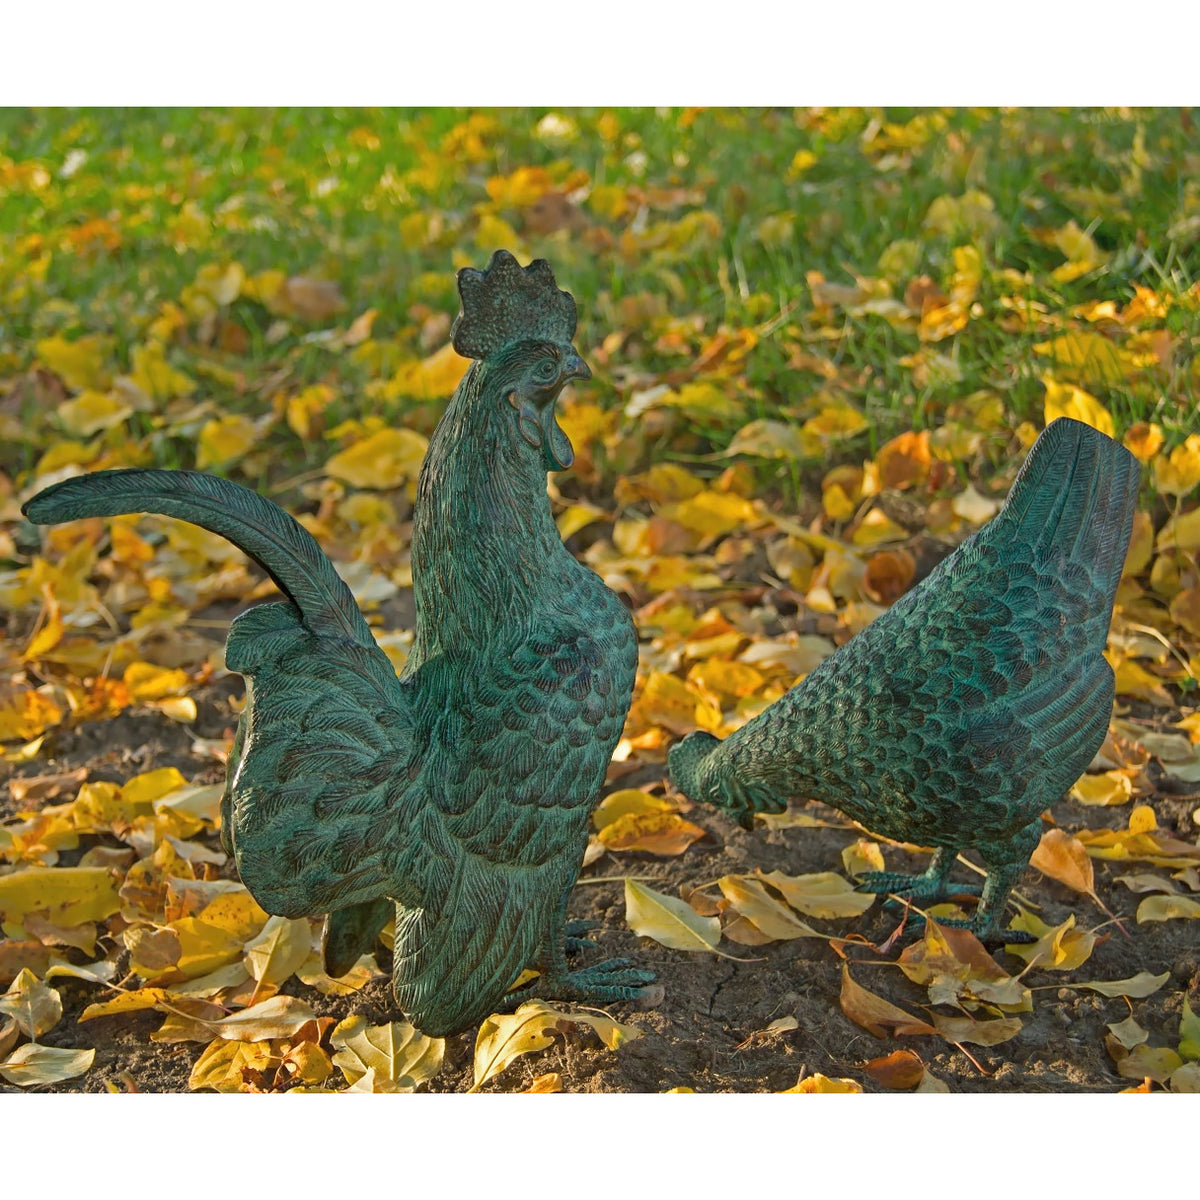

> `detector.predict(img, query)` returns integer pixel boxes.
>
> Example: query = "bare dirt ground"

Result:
[5,637,1198,1094]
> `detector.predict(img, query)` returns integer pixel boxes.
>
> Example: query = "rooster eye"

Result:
[533,359,557,382]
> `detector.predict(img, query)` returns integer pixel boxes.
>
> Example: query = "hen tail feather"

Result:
[1000,417,1139,605]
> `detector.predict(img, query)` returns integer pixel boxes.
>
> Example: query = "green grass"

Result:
[1,107,1197,503]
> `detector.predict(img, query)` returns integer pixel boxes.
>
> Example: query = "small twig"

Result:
[574,874,656,886]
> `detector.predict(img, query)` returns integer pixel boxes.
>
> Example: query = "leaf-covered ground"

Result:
[1,107,1199,1093]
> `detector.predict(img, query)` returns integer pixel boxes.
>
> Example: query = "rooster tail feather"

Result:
[23,468,374,647]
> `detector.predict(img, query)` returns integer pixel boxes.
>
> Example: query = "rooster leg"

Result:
[499,894,655,1010]
[322,896,395,978]
[564,919,601,954]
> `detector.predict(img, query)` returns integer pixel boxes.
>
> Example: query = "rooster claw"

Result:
[504,957,657,1010]
[564,918,602,954]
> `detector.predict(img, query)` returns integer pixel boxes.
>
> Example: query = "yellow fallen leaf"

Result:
[122,662,190,701]
[625,879,721,953]
[1005,913,1096,971]
[841,839,886,876]
[1070,771,1134,806]
[598,810,706,857]
[331,1014,444,1093]
[661,489,759,540]
[1116,1044,1183,1084]
[718,876,824,940]
[471,1000,639,1091]
[325,428,429,490]
[388,344,472,401]
[1155,506,1200,554]
[522,1072,563,1093]
[755,870,875,920]
[1136,895,1200,923]
[0,689,64,742]
[1107,1015,1149,1050]
[1042,376,1115,435]
[243,915,312,986]
[556,504,607,541]
[951,484,1000,525]
[592,789,678,831]
[208,995,319,1043]
[0,867,121,932]
[188,1038,277,1092]
[725,418,811,461]
[1033,333,1142,386]
[875,430,931,490]
[0,1044,95,1087]
[22,593,64,662]
[1179,996,1200,1062]
[120,767,190,807]
[1123,422,1164,464]
[780,1073,863,1093]
[276,1040,334,1088]
[1153,434,1200,497]
[897,920,1030,1010]
[1170,1061,1200,1093]
[196,414,261,469]
[1170,587,1200,636]
[169,917,244,979]
[36,334,114,390]
[80,988,172,1021]
[0,969,63,1038]
[633,671,722,736]
[687,659,765,702]
[850,508,908,546]
[1073,970,1171,999]
[127,341,196,401]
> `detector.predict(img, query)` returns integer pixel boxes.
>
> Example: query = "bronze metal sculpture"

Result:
[24,250,653,1035]
[670,418,1139,945]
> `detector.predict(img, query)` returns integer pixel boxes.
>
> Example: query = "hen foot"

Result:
[888,908,1038,947]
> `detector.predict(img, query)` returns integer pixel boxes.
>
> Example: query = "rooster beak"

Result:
[562,352,591,384]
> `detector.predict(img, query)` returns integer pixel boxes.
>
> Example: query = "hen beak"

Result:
[561,352,591,384]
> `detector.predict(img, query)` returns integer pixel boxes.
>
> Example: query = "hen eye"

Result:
[533,359,558,382]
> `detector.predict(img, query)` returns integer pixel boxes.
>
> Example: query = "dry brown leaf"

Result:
[1031,827,1096,896]
[929,1012,1023,1046]
[839,965,936,1039]
[863,1049,925,1089]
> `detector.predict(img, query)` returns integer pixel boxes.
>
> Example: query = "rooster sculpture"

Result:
[24,250,652,1035]
[669,418,1139,944]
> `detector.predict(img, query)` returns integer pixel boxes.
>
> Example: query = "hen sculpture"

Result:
[670,417,1139,944]
[24,250,651,1035]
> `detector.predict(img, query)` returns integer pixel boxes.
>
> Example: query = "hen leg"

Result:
[499,892,655,1010]
[855,847,980,905]
[859,828,1040,946]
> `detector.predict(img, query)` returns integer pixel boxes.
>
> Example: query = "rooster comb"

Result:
[451,249,578,360]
